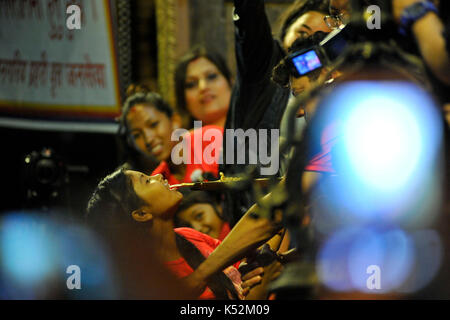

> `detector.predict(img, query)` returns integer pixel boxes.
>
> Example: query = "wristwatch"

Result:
[399,1,438,36]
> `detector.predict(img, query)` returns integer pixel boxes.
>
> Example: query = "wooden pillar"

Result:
[155,0,190,107]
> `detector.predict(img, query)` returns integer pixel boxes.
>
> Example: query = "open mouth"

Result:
[151,144,163,156]
[201,94,215,105]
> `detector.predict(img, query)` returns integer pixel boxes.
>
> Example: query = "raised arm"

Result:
[233,0,280,82]
[184,193,283,294]
[412,12,450,85]
[393,0,450,85]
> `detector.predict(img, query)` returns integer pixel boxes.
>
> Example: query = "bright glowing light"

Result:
[0,214,57,286]
[311,81,443,223]
[343,97,421,192]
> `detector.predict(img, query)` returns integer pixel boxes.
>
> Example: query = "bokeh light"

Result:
[0,212,118,299]
[1,214,58,287]
[317,227,443,295]
[311,81,444,225]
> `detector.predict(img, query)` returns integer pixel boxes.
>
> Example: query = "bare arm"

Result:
[412,12,450,85]
[185,193,283,294]
[393,0,450,85]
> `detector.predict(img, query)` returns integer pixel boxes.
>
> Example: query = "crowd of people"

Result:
[86,0,450,299]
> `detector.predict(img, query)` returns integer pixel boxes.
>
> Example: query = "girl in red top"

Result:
[118,89,223,184]
[86,169,266,299]
[175,190,231,241]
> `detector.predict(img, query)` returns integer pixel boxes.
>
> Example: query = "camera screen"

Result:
[292,50,323,76]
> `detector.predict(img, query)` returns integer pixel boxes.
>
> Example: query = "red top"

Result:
[305,121,339,173]
[218,222,231,242]
[165,228,243,300]
[152,125,223,184]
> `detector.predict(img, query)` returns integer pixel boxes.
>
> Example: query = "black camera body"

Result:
[23,148,67,203]
[286,46,327,78]
[286,0,397,77]
[22,148,89,211]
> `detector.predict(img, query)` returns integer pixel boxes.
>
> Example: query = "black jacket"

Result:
[221,0,291,225]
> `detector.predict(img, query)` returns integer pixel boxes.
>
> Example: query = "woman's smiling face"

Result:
[184,57,231,126]
[126,104,177,163]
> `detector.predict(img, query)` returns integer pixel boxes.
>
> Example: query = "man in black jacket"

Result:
[221,0,332,226]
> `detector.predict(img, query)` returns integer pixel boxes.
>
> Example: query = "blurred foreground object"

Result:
[0,211,193,299]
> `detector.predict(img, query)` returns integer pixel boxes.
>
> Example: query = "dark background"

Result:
[0,127,120,217]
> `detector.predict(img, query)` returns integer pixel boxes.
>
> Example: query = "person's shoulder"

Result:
[151,161,168,175]
[174,227,212,241]
[174,227,220,247]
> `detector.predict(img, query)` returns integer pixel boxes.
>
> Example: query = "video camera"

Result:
[286,0,396,77]
[22,148,89,211]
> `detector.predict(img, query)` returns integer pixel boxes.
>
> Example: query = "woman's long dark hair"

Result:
[174,46,232,129]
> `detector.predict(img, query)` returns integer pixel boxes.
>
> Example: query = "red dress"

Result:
[152,125,223,184]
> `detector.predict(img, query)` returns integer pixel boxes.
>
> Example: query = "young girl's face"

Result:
[177,203,224,239]
[184,57,231,126]
[126,171,182,217]
[126,104,178,163]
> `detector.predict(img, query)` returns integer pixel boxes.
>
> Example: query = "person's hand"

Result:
[241,266,264,297]
[392,0,425,24]
[261,260,283,286]
[242,261,283,300]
